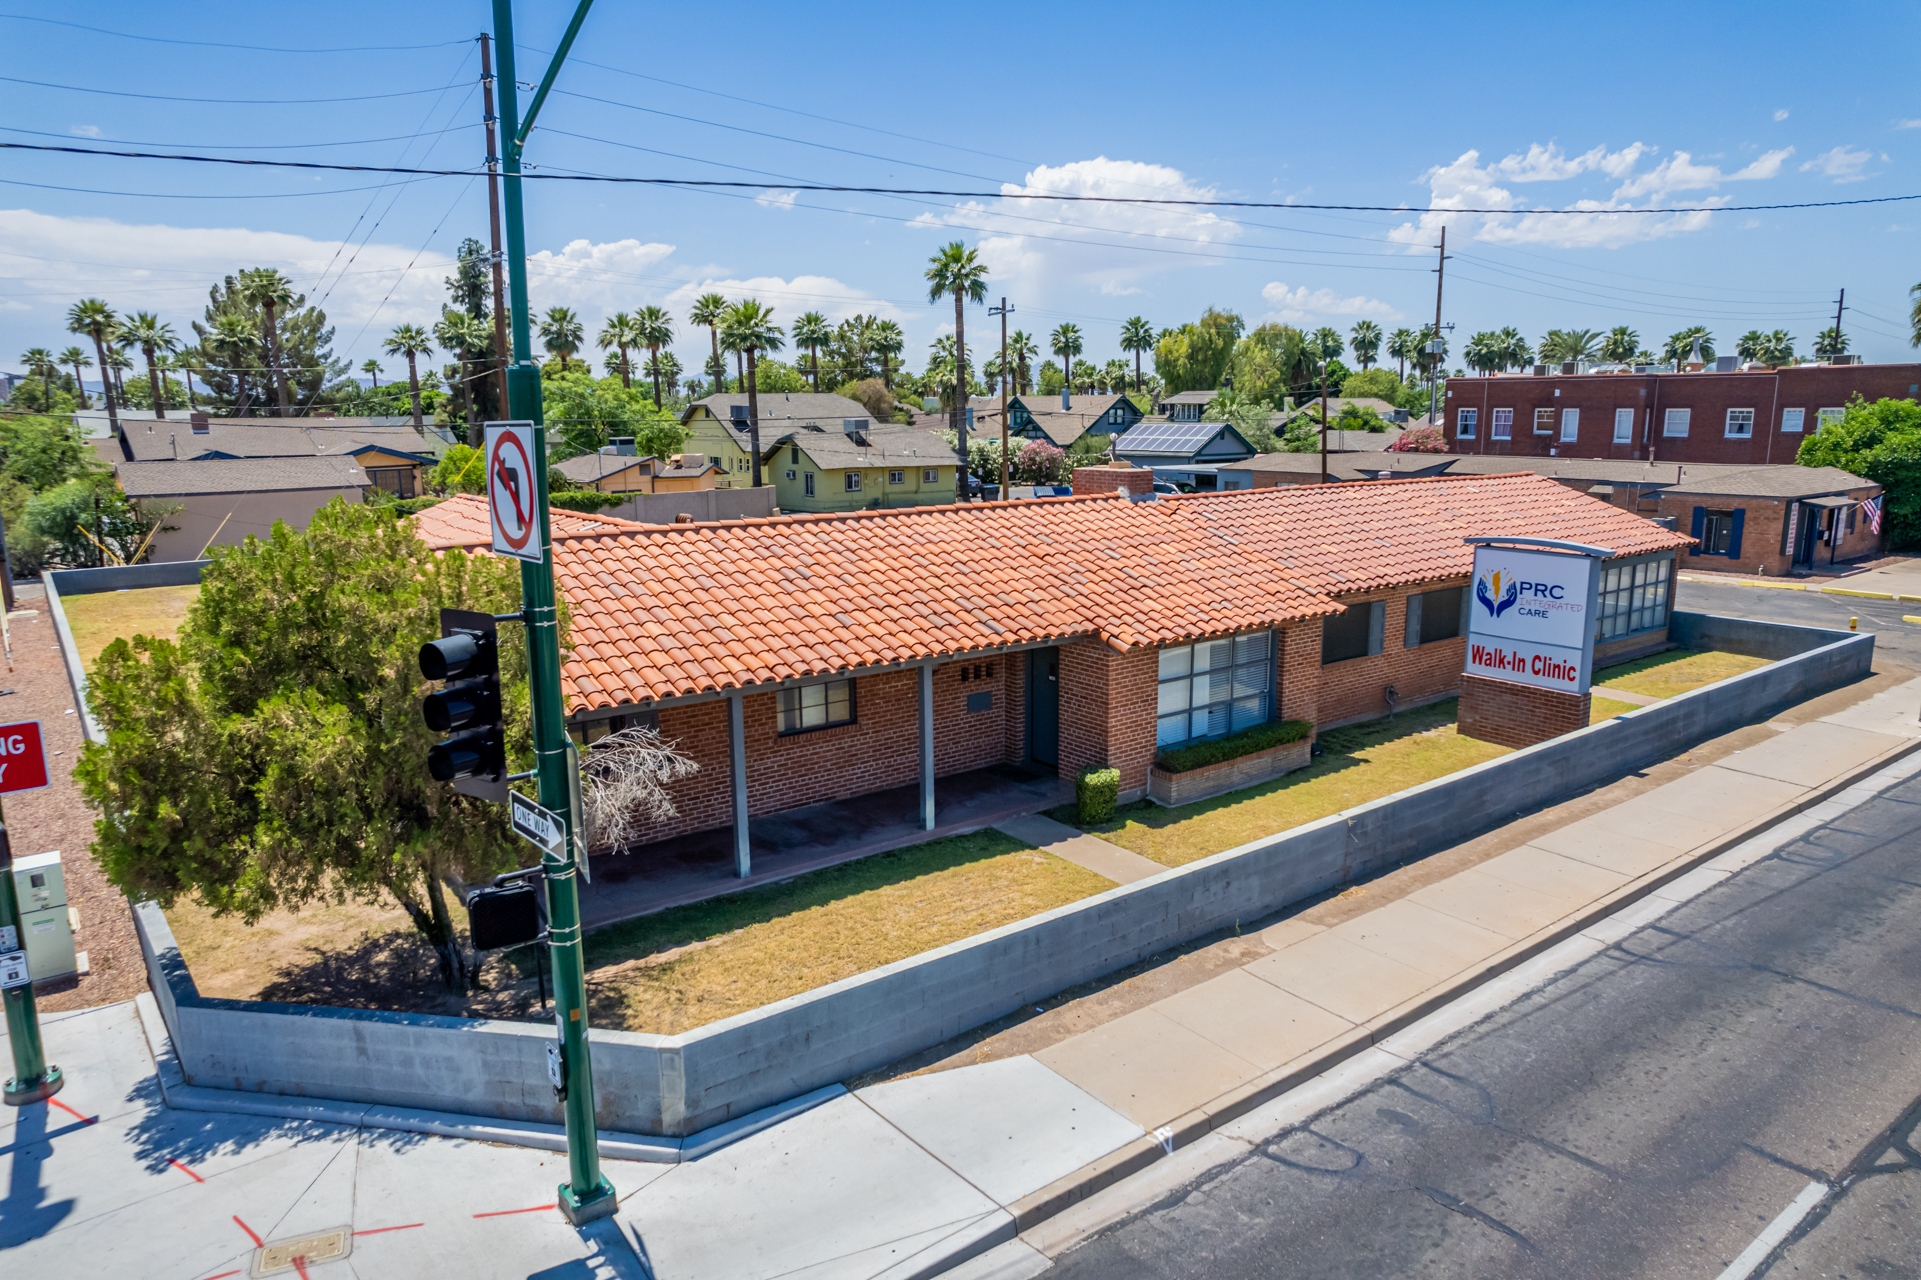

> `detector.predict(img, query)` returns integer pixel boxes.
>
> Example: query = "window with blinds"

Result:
[1156,631,1271,747]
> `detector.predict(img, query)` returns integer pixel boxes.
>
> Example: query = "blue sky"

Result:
[3,0,1917,384]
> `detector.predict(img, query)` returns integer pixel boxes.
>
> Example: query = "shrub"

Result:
[1388,424,1448,453]
[1075,764,1120,825]
[1154,719,1312,774]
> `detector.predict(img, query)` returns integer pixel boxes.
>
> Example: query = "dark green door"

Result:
[1027,647,1059,768]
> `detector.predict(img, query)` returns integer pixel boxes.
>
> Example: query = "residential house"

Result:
[682,392,875,485]
[762,420,959,513]
[409,474,1691,873]
[554,451,661,494]
[118,455,371,561]
[113,417,439,499]
[1159,389,1220,422]
[1007,393,1141,448]
[652,457,728,492]
[1110,418,1257,490]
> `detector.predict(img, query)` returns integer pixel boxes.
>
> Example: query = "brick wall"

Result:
[1315,580,1472,727]
[1620,487,1882,575]
[1456,672,1590,748]
[1071,464,1149,497]
[1277,622,1321,729]
[1057,640,1158,801]
[1004,650,1029,763]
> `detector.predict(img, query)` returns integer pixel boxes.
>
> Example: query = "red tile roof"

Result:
[1172,473,1695,596]
[410,493,651,550]
[410,473,1693,712]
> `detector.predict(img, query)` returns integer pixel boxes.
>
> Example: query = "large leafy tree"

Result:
[720,300,783,486]
[924,241,989,483]
[634,305,675,408]
[383,324,434,426]
[1797,396,1921,548]
[1154,309,1243,395]
[191,275,342,417]
[1119,316,1155,392]
[76,502,531,988]
[1348,320,1381,371]
[66,299,119,430]
[444,236,490,319]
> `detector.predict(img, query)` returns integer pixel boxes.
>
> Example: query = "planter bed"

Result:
[1150,737,1313,806]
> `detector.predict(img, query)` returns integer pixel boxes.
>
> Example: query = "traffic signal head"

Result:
[419,630,496,681]
[423,680,501,734]
[428,728,505,783]
[422,609,507,794]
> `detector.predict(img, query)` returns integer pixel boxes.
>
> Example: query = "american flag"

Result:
[1862,495,1883,535]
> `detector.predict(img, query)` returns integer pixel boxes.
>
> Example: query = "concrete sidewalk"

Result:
[7,679,1918,1280]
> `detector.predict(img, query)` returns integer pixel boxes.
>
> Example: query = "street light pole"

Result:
[491,0,616,1228]
[478,33,512,442]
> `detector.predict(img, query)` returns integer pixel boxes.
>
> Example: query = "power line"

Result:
[0,13,470,53]
[0,123,480,152]
[0,75,480,105]
[6,142,1917,216]
[0,175,444,200]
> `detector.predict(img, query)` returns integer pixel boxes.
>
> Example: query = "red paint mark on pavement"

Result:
[169,1158,205,1183]
[201,1271,241,1279]
[292,1258,312,1280]
[473,1204,557,1218]
[48,1098,95,1125]
[233,1215,264,1247]
[353,1223,425,1236]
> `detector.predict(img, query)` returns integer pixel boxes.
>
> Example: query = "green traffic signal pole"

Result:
[2,807,63,1106]
[492,0,616,1227]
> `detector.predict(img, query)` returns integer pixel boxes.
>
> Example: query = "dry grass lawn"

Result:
[1596,648,1770,701]
[1062,699,1512,869]
[580,831,1110,1034]
[62,583,200,669]
[1591,695,1642,722]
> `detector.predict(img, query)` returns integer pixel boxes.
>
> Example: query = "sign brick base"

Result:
[1457,672,1590,749]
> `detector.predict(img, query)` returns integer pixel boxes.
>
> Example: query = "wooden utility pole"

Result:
[991,298,1013,497]
[479,33,512,442]
[1427,226,1449,430]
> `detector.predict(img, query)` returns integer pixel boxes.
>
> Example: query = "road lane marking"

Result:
[1713,1180,1829,1280]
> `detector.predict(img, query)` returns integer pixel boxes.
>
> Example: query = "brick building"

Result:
[412,478,1690,870]
[1442,361,1921,465]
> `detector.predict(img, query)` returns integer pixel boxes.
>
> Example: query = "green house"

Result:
[762,422,961,512]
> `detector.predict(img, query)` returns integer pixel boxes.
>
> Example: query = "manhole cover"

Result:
[250,1226,352,1276]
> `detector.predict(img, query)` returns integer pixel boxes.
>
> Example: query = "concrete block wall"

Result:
[1457,673,1591,748]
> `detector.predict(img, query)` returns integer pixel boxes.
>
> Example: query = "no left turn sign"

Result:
[485,421,544,563]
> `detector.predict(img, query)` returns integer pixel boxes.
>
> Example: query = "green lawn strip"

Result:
[579,829,1113,1034]
[1595,648,1771,701]
[1591,695,1642,722]
[1052,699,1511,869]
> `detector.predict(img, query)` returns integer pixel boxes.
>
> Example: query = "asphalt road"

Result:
[1676,577,1921,671]
[1043,772,1921,1280]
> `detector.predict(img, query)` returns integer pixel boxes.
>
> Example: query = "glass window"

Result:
[1613,408,1634,443]
[1725,408,1754,438]
[1534,407,1556,435]
[1322,607,1372,664]
[791,446,801,463]
[1781,407,1805,434]
[923,468,939,483]
[804,472,815,496]
[1560,408,1580,442]
[1491,408,1513,440]
[778,678,854,733]
[1817,407,1845,431]
[1663,408,1691,437]
[1596,556,1673,641]
[1156,630,1271,747]
[1417,587,1464,645]
[1700,510,1736,554]
[844,472,862,492]
[1456,408,1477,439]
[888,470,905,484]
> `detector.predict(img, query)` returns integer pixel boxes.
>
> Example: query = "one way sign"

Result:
[509,790,564,854]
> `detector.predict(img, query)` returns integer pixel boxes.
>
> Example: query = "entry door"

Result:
[1794,505,1819,567]
[1027,648,1060,768]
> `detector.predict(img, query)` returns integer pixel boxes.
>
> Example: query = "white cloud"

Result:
[1774,108,1790,122]
[916,157,1243,296]
[70,124,102,138]
[659,275,901,330]
[1387,142,1790,251]
[1801,145,1872,183]
[754,189,798,212]
[1897,119,1921,130]
[1260,282,1401,325]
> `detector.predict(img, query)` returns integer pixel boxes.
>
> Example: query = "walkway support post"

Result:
[919,663,936,831]
[492,0,615,1228]
[729,691,750,877]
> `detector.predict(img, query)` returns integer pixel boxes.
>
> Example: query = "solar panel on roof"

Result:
[1114,420,1224,454]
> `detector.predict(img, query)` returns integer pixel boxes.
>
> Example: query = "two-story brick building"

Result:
[1444,361,1921,465]
[413,476,1690,872]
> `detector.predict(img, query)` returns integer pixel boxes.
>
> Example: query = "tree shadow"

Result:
[253,928,549,1022]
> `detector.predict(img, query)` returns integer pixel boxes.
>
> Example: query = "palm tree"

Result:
[1386,327,1416,381]
[1050,323,1083,406]
[1119,316,1155,392]
[1812,326,1849,360]
[1735,330,1769,363]
[1103,358,1129,395]
[383,324,434,426]
[597,312,638,389]
[633,305,674,408]
[870,319,905,389]
[1662,327,1714,365]
[1007,330,1038,394]
[208,313,261,415]
[119,312,178,419]
[1537,328,1601,364]
[689,292,730,392]
[1598,326,1640,364]
[1496,326,1532,372]
[59,346,93,409]
[538,306,584,372]
[719,300,783,488]
[1758,330,1796,367]
[1348,320,1382,372]
[238,268,296,416]
[434,309,493,437]
[104,347,134,407]
[175,344,205,408]
[925,241,990,484]
[1910,283,1921,349]
[18,348,55,405]
[361,358,383,388]
[645,350,681,398]
[792,311,832,392]
[1310,327,1344,366]
[67,298,120,432]
[1463,331,1502,376]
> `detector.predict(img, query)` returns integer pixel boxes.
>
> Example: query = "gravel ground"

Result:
[5,581,147,1012]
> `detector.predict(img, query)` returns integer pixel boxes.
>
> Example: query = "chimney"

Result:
[681,453,705,470]
[190,411,211,434]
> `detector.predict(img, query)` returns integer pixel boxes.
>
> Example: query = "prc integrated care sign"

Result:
[1465,546,1598,694]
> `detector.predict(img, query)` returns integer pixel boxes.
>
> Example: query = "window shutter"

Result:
[1368,600,1386,656]
[1690,506,1706,548]
[1458,585,1472,637]
[1727,509,1745,560]
[1404,593,1423,649]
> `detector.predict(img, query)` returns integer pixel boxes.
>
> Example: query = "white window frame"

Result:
[1491,408,1513,440]
[1724,408,1755,439]
[1533,407,1556,435]
[1155,631,1272,748]
[784,469,796,481]
[803,471,815,496]
[1456,407,1477,439]
[844,472,862,492]
[888,469,905,484]
[1663,407,1691,437]
[1613,408,1634,443]
[922,468,939,483]
[1560,408,1580,442]
[1816,407,1845,432]
[1780,407,1805,434]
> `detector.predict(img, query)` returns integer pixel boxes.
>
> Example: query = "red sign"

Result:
[0,721,48,794]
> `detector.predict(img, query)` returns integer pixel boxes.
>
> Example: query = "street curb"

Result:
[130,992,842,1165]
[1678,573,1921,604]
[928,729,1921,1274]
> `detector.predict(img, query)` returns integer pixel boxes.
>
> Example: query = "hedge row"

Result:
[1154,718,1312,774]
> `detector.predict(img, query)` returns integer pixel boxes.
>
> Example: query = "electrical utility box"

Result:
[12,850,76,980]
